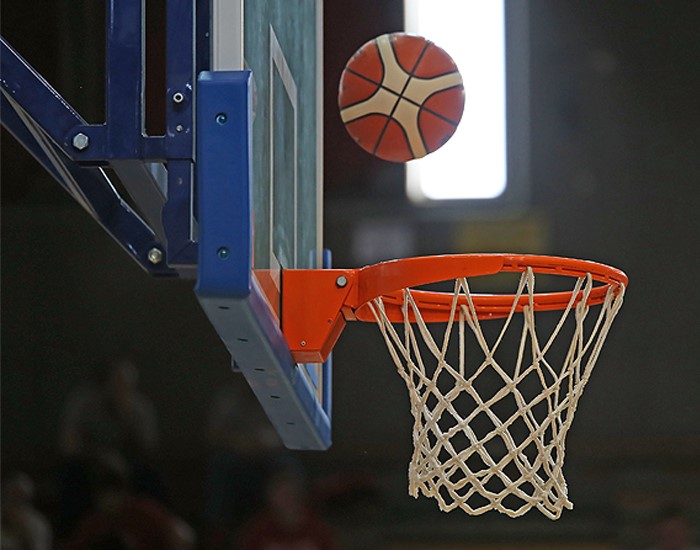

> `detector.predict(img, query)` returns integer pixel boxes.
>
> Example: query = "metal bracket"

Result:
[0,0,204,275]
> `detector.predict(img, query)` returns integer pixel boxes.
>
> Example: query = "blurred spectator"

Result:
[238,468,337,550]
[647,505,700,550]
[1,472,53,550]
[203,381,286,549]
[56,357,164,538]
[59,357,158,462]
[65,452,194,550]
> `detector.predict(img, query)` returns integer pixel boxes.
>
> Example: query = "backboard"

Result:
[196,0,330,449]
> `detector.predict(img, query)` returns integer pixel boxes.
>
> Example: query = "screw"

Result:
[217,247,230,260]
[175,124,184,133]
[301,341,306,347]
[72,132,89,151]
[147,248,163,265]
[216,113,227,125]
[336,275,348,288]
[172,91,185,104]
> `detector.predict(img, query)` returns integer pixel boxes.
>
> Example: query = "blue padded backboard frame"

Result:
[195,71,331,450]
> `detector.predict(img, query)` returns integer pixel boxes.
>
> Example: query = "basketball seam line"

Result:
[344,65,461,87]
[373,40,432,157]
[341,85,463,132]
[342,67,462,127]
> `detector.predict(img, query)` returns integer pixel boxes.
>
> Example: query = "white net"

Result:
[369,268,625,519]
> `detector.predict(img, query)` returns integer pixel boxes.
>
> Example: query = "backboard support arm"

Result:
[0,0,207,274]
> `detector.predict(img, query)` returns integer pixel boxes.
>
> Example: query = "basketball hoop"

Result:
[282,254,627,518]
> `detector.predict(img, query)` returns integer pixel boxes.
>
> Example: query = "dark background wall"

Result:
[2,1,699,547]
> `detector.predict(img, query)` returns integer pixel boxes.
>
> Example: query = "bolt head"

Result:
[336,275,349,288]
[147,248,163,265]
[72,132,89,151]
[175,124,184,133]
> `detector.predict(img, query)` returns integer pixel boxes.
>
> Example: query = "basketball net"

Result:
[368,268,625,519]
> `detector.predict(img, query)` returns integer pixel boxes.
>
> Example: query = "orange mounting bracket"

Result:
[281,255,506,362]
[282,269,356,363]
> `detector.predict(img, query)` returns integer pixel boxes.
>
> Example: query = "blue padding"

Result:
[196,71,252,298]
[195,71,331,450]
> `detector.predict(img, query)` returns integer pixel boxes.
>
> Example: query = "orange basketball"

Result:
[338,32,465,163]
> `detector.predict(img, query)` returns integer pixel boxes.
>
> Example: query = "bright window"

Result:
[405,0,507,201]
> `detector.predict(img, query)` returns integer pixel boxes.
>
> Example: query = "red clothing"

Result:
[239,511,336,550]
[66,496,178,550]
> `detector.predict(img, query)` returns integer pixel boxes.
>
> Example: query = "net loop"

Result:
[368,268,625,519]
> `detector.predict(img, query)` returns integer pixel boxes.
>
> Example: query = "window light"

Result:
[405,0,507,201]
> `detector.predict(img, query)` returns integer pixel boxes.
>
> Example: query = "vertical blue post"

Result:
[105,0,144,157]
[165,0,194,158]
[161,0,197,265]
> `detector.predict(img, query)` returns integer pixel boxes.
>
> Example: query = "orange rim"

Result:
[281,253,627,362]
[351,254,627,322]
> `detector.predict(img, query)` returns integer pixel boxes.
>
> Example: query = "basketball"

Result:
[338,32,465,163]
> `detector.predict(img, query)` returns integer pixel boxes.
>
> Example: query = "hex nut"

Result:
[147,248,163,265]
[72,132,89,151]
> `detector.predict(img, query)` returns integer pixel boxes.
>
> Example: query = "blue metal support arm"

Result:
[1,92,176,276]
[1,0,201,273]
[1,38,88,158]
